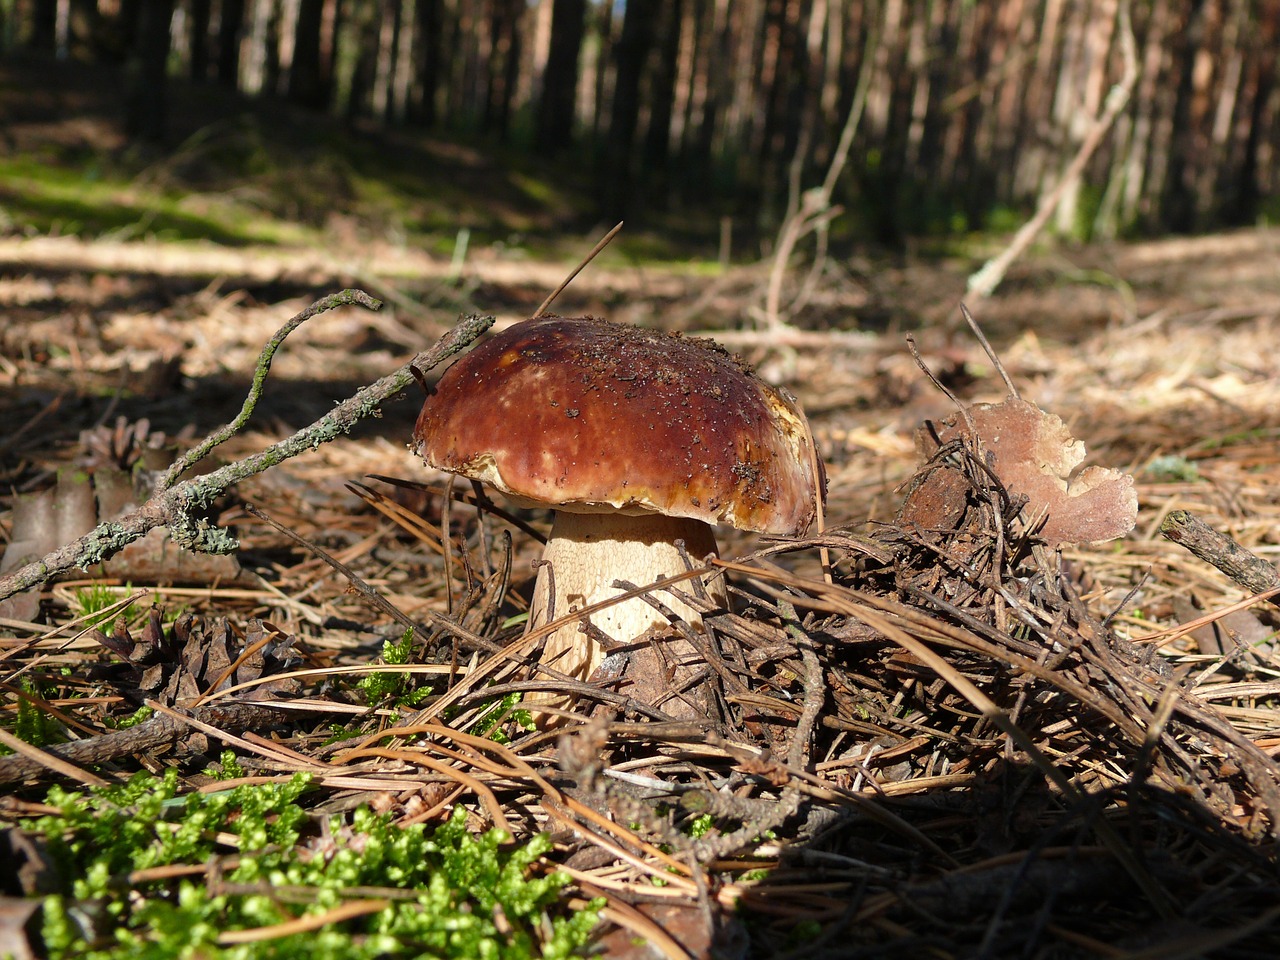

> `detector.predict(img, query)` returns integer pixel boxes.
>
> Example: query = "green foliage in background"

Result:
[31,767,602,959]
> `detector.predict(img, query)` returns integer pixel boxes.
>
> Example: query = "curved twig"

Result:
[0,295,494,604]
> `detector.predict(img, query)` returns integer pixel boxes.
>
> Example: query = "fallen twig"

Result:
[1160,509,1280,598]
[0,294,494,604]
[0,701,302,786]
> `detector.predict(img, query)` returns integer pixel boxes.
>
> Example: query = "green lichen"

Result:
[168,513,240,554]
[78,522,130,567]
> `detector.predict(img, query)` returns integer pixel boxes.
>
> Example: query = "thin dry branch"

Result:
[1160,509,1280,597]
[0,701,300,785]
[532,221,624,318]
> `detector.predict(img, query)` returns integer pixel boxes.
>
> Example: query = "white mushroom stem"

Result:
[527,511,727,689]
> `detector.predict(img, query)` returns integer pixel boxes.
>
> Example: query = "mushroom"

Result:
[413,316,822,702]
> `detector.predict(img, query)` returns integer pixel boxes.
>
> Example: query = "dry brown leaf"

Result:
[0,897,42,960]
[915,397,1138,547]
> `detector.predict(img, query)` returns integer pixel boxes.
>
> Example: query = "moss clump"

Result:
[32,768,601,959]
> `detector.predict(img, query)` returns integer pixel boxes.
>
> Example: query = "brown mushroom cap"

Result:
[413,316,822,536]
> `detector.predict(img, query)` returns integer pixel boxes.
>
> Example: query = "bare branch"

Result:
[0,296,494,604]
[159,288,383,490]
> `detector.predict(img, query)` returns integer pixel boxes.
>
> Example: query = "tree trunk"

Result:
[1225,0,1280,224]
[586,0,614,144]
[1162,0,1208,232]
[123,0,175,141]
[261,0,282,95]
[483,0,522,138]
[534,0,586,152]
[25,0,57,51]
[217,0,246,86]
[344,0,381,119]
[289,0,328,107]
[599,0,658,215]
[187,0,210,79]
[411,0,442,125]
[371,0,401,119]
[642,0,683,173]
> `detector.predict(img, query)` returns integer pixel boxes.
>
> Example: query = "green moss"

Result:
[358,628,433,709]
[470,692,535,744]
[31,769,602,959]
[71,581,131,628]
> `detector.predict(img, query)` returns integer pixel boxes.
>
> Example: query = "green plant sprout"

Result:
[31,767,602,959]
[6,678,61,751]
[358,629,433,711]
[684,814,715,839]
[109,705,155,730]
[471,692,535,744]
[72,582,134,629]
[72,584,186,631]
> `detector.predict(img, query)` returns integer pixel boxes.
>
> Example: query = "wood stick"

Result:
[1160,510,1280,597]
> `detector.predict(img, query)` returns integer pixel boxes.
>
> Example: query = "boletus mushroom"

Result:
[413,316,822,707]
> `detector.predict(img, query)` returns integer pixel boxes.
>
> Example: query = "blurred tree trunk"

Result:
[217,0,246,85]
[261,0,282,95]
[67,0,104,58]
[187,0,210,78]
[1163,0,1208,232]
[25,0,56,50]
[411,0,442,125]
[289,0,329,107]
[758,0,811,218]
[445,0,479,127]
[600,0,659,215]
[123,0,174,141]
[534,0,585,152]
[679,0,730,204]
[371,0,402,119]
[642,0,682,175]
[1225,0,1280,224]
[389,0,414,121]
[588,0,615,143]
[344,0,381,118]
[483,0,522,138]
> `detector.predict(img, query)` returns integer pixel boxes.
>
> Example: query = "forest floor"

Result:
[5,55,1280,960]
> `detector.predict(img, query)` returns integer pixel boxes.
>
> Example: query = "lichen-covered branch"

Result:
[0,297,493,604]
[159,288,383,491]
